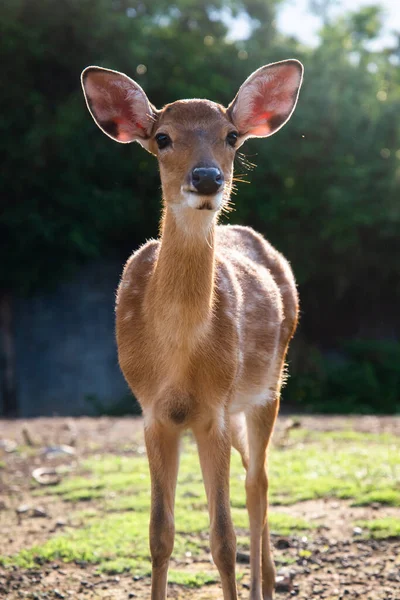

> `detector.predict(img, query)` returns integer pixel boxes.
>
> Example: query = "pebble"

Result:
[32,507,48,518]
[276,574,293,592]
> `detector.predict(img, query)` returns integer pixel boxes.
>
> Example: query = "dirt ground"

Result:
[0,416,399,600]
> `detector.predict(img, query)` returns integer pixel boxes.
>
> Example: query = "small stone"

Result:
[353,527,363,536]
[16,504,30,514]
[32,507,48,518]
[276,574,293,592]
[32,467,60,486]
[54,590,65,599]
[0,438,17,452]
[55,518,67,528]
[42,445,76,459]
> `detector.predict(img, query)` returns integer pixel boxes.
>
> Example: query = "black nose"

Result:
[191,167,224,195]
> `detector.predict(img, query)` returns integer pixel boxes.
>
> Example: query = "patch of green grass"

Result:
[352,489,400,507]
[96,558,150,575]
[0,511,151,570]
[169,570,219,587]
[289,428,399,445]
[35,429,399,512]
[263,430,400,506]
[1,428,399,578]
[355,517,400,539]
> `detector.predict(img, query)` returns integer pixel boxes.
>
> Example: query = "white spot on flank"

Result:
[229,388,275,415]
[143,410,154,430]
[214,405,226,434]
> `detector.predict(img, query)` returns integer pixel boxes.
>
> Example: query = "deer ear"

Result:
[81,66,157,145]
[228,59,303,141]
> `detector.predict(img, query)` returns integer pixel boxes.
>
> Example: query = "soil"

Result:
[0,416,399,600]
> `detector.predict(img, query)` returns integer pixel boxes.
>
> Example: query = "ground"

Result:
[0,416,399,600]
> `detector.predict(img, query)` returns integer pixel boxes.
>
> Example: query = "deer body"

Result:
[117,221,296,425]
[82,61,303,600]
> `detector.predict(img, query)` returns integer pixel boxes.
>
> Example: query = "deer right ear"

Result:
[81,66,157,146]
[228,59,303,142]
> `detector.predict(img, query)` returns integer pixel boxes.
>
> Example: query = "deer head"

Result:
[81,60,303,214]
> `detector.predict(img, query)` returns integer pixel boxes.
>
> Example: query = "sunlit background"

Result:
[1,0,399,417]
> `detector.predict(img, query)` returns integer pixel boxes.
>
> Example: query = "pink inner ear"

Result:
[83,70,153,142]
[243,82,277,135]
[112,117,132,142]
[238,64,301,136]
[248,111,274,136]
[113,117,146,142]
[252,110,273,125]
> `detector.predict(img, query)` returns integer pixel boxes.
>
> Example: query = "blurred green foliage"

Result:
[1,0,399,412]
[286,340,400,413]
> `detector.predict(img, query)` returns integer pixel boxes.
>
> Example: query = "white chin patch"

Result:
[170,190,224,236]
[183,190,224,212]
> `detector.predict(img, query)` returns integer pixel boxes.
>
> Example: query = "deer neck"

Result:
[147,204,217,347]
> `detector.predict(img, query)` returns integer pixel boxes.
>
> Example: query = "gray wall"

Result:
[13,260,132,417]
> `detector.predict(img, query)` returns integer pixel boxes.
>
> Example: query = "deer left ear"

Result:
[81,66,157,146]
[228,59,304,142]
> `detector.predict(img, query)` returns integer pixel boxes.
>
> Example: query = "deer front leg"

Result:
[144,421,180,600]
[193,415,238,600]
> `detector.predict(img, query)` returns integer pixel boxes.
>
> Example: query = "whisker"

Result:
[232,178,251,185]
[236,152,257,171]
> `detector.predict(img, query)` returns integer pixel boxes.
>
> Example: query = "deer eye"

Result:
[226,131,238,147]
[155,133,171,149]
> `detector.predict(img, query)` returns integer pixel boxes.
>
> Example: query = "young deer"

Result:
[81,59,303,600]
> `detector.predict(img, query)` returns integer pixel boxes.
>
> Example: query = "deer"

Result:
[81,58,303,600]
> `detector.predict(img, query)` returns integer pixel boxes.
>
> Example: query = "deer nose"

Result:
[191,167,224,195]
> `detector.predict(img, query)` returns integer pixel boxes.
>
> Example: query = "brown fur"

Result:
[82,60,303,600]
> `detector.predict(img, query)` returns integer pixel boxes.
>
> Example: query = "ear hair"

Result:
[228,59,304,142]
[81,66,158,146]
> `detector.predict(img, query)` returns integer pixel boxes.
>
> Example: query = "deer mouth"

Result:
[181,187,224,212]
[197,200,214,211]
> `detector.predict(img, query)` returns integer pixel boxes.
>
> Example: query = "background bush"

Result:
[1,0,399,414]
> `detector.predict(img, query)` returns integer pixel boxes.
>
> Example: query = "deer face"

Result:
[148,100,237,212]
[81,60,303,214]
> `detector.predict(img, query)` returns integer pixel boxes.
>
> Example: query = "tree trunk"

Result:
[0,290,18,417]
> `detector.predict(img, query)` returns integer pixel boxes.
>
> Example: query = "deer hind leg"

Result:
[193,415,238,600]
[230,412,249,470]
[231,406,278,600]
[244,397,279,600]
[144,421,180,600]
